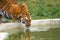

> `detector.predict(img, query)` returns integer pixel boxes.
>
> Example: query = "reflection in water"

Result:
[24,29,31,40]
[5,28,31,40]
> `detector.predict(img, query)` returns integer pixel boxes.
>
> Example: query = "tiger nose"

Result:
[26,24,31,28]
[22,21,25,24]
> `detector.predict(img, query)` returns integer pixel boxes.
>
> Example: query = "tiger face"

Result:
[19,3,31,28]
[21,13,31,28]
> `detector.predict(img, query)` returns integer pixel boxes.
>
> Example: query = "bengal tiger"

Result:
[0,0,31,28]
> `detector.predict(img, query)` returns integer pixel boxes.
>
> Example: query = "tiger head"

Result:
[17,3,31,28]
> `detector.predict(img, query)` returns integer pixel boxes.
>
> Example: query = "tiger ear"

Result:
[21,3,26,7]
[22,3,26,5]
[29,13,31,15]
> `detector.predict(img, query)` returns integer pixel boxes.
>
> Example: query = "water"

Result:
[4,19,60,40]
[30,28,60,40]
[5,20,60,40]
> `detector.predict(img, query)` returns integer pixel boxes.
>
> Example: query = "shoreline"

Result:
[0,19,60,32]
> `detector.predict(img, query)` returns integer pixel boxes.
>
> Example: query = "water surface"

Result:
[5,22,60,40]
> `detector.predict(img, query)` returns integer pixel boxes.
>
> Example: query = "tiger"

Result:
[0,0,31,28]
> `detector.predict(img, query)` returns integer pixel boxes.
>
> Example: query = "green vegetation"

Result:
[16,0,60,19]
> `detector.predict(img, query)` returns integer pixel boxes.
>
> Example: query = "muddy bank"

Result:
[0,22,25,32]
[30,19,60,31]
[32,19,60,25]
[0,19,60,32]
